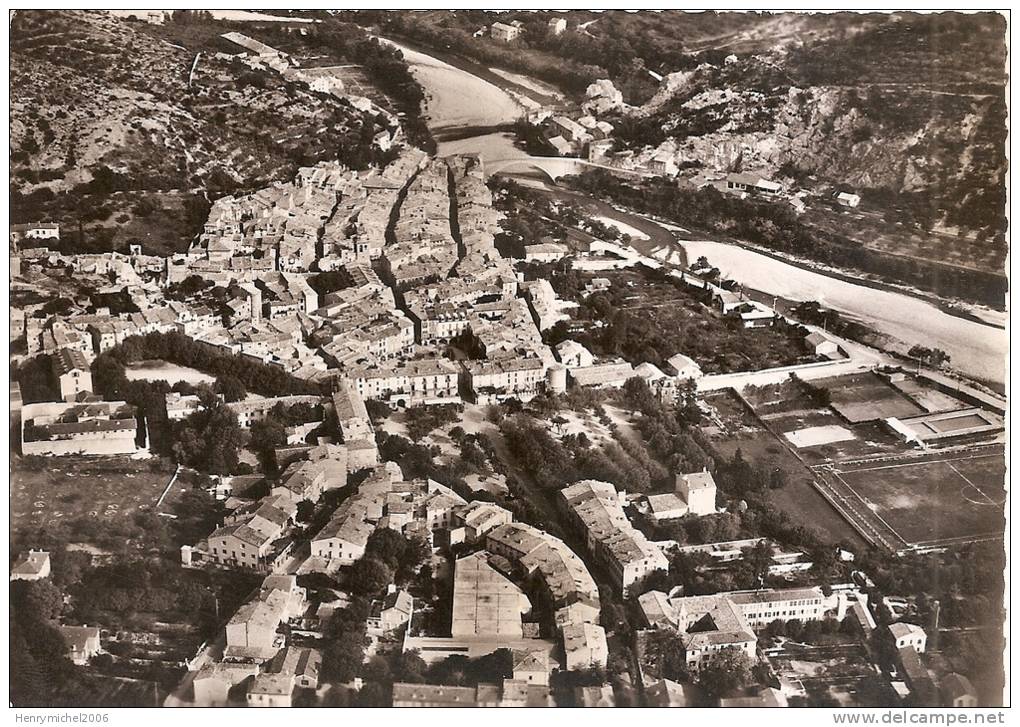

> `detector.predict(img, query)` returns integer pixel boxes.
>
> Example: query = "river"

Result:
[679,240,1006,387]
[387,38,1007,388]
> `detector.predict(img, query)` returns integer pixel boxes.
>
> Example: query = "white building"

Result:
[58,625,101,665]
[836,191,861,208]
[247,673,294,708]
[52,348,93,402]
[666,353,703,381]
[491,21,522,42]
[11,550,51,581]
[806,331,840,358]
[726,173,782,197]
[554,340,595,369]
[10,222,59,242]
[561,621,608,671]
[21,399,140,457]
[676,470,717,516]
[889,622,927,653]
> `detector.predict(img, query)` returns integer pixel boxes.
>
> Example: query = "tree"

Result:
[171,401,246,475]
[743,540,773,588]
[394,650,428,683]
[643,628,691,682]
[296,499,315,523]
[12,580,64,621]
[249,417,286,476]
[908,345,951,369]
[364,529,408,571]
[215,375,247,403]
[696,648,753,701]
[349,557,393,596]
[322,635,367,683]
[355,681,389,707]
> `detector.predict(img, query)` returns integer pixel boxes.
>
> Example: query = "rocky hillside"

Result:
[606,13,1007,244]
[10,10,393,255]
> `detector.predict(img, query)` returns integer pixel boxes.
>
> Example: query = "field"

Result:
[125,360,215,386]
[739,373,1006,551]
[821,449,1006,550]
[702,390,865,547]
[10,455,175,538]
[815,371,924,423]
[741,377,909,465]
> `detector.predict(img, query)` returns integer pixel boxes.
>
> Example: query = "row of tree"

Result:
[564,170,1007,308]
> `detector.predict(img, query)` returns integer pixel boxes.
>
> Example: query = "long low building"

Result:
[391,679,552,707]
[21,399,141,456]
[559,480,669,592]
[886,407,1004,447]
[347,358,460,407]
[567,360,635,389]
[460,357,546,404]
[639,585,847,669]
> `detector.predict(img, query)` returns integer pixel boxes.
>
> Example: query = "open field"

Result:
[734,377,909,462]
[784,424,855,449]
[11,455,174,535]
[823,449,1005,549]
[125,360,216,386]
[816,371,925,423]
[702,390,865,547]
[888,377,967,413]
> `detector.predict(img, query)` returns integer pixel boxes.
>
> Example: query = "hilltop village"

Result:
[9,9,1007,712]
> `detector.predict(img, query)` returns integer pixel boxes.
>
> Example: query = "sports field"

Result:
[817,372,924,423]
[829,451,1005,548]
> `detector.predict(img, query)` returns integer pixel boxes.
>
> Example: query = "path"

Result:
[156,464,183,509]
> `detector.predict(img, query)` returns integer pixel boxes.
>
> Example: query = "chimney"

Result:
[930,599,940,650]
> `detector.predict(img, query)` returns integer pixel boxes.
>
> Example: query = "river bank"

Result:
[666,225,1006,331]
[388,35,1006,390]
[379,33,570,113]
[677,238,1006,389]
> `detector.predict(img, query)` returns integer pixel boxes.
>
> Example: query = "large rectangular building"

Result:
[560,480,669,592]
[20,399,140,456]
[451,552,532,638]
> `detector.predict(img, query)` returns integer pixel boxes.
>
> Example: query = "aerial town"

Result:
[8,8,1008,713]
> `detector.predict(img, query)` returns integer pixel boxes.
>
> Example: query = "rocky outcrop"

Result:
[618,58,1005,228]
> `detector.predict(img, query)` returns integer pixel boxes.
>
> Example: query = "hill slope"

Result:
[10,10,397,255]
